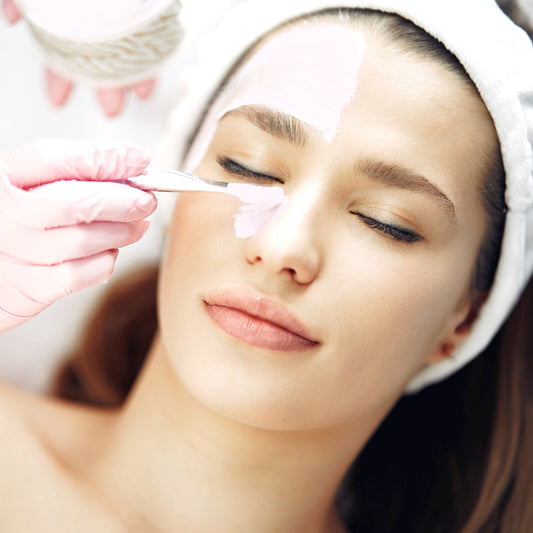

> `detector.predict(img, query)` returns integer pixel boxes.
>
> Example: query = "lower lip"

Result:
[203,303,318,352]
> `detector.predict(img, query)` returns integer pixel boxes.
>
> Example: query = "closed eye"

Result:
[355,213,423,244]
[216,156,284,184]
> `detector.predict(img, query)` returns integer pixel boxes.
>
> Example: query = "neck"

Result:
[89,336,386,532]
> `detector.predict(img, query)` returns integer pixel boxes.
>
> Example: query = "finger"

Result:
[46,68,73,107]
[2,0,21,23]
[0,249,118,318]
[0,308,31,332]
[0,139,150,189]
[0,216,150,265]
[134,78,156,99]
[0,179,156,229]
[97,86,126,118]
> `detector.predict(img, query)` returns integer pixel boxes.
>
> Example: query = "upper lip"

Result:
[203,288,320,343]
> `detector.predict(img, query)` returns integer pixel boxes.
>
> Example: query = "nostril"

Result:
[247,254,260,265]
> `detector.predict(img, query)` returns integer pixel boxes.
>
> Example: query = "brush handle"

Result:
[128,168,230,194]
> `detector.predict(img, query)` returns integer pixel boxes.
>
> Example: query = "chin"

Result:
[161,336,327,431]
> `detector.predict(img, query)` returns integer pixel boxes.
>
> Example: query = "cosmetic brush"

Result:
[127,167,236,194]
[129,167,289,239]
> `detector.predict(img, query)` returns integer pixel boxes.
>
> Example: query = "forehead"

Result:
[230,19,491,130]
[186,19,497,190]
[241,21,495,157]
[341,34,497,191]
[183,21,366,170]
[214,23,366,142]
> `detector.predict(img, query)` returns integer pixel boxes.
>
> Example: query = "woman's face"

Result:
[157,22,497,431]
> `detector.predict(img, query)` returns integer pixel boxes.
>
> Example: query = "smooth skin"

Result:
[0,21,497,533]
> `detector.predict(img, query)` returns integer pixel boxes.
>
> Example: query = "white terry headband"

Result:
[157,0,533,393]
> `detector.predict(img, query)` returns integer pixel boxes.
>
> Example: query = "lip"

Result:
[203,288,320,352]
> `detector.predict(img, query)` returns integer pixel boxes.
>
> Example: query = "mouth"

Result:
[203,288,320,352]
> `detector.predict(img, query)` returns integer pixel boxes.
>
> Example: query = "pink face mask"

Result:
[185,24,366,237]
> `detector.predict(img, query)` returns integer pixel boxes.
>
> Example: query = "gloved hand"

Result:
[1,0,157,117]
[0,138,156,332]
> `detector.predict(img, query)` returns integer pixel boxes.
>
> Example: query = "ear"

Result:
[425,293,485,364]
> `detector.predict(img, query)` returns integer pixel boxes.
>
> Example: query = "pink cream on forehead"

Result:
[184,25,366,239]
[217,25,366,141]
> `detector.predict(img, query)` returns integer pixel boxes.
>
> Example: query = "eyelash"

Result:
[217,156,422,244]
[216,156,283,184]
[355,213,423,244]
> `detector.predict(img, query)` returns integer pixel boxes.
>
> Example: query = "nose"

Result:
[244,189,322,285]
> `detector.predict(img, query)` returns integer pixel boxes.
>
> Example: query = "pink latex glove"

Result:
[0,138,156,332]
[2,0,157,117]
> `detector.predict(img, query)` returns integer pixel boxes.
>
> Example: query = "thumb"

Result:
[0,139,151,189]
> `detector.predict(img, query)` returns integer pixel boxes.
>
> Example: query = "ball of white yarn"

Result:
[18,0,183,85]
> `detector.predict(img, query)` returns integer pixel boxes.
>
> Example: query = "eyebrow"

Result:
[223,106,457,223]
[356,158,457,223]
[223,105,310,148]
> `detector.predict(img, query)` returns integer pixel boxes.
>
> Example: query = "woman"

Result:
[0,0,532,531]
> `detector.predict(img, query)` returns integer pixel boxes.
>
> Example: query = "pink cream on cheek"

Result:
[184,25,366,238]
[225,183,288,239]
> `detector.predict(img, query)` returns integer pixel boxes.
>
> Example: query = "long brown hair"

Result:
[336,282,533,532]
[52,265,158,407]
[52,8,532,532]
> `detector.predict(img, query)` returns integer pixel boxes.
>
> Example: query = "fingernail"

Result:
[135,192,157,213]
[134,78,156,99]
[134,219,151,240]
[89,249,118,287]
[126,145,151,167]
[46,68,73,106]
[97,87,125,118]
[3,0,21,23]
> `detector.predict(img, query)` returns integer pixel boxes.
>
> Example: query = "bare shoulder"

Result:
[0,378,113,451]
[0,379,114,447]
[0,381,127,533]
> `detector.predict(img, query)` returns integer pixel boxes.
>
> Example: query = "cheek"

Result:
[320,245,470,401]
[158,194,240,322]
[155,193,477,430]
[165,194,240,265]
